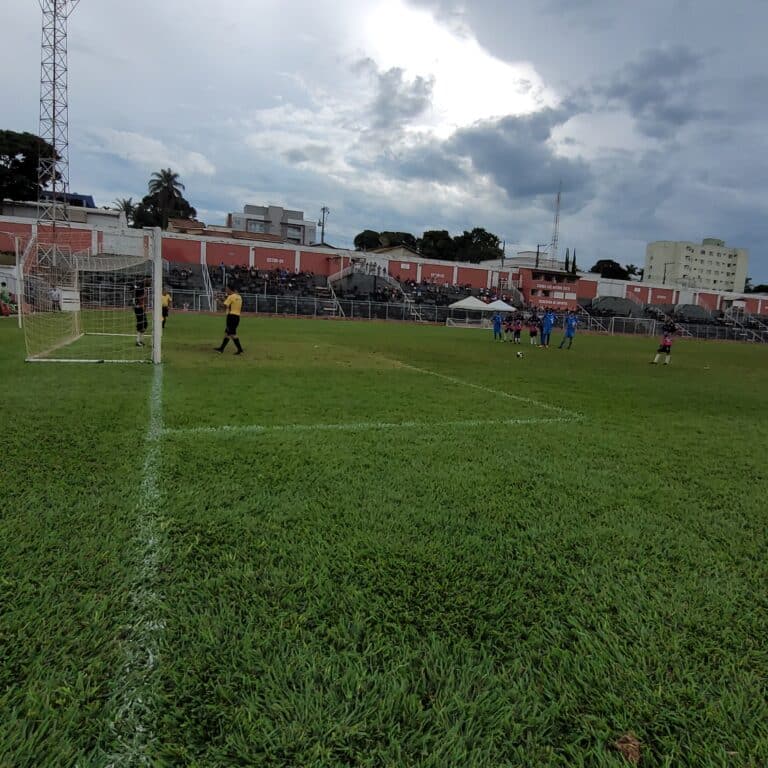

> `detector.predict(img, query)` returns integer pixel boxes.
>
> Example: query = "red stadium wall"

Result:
[206,242,250,266]
[253,246,292,270]
[387,261,418,281]
[37,225,91,252]
[0,222,33,251]
[626,284,650,303]
[456,267,487,288]
[421,264,453,285]
[696,292,720,311]
[299,251,334,275]
[575,277,598,300]
[648,288,676,305]
[163,238,201,264]
[743,297,761,314]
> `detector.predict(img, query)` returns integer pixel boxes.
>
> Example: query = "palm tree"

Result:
[113,197,135,225]
[148,168,185,229]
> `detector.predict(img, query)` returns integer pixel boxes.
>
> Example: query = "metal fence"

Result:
[163,290,766,343]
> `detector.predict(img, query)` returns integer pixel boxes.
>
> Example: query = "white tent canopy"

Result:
[486,299,516,312]
[448,296,494,311]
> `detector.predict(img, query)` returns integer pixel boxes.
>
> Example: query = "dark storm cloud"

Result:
[382,142,465,183]
[282,144,333,165]
[596,46,714,138]
[355,58,434,131]
[448,107,594,208]
[368,105,594,209]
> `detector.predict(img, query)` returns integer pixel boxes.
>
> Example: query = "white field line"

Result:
[105,364,164,768]
[163,415,575,438]
[398,362,582,419]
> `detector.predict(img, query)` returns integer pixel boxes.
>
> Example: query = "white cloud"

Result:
[358,0,557,136]
[91,129,216,177]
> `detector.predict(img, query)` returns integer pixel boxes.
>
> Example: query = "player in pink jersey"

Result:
[650,326,676,365]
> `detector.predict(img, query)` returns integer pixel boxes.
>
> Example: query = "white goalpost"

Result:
[20,228,163,364]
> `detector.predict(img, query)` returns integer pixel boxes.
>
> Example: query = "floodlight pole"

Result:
[37,0,81,270]
[318,206,330,245]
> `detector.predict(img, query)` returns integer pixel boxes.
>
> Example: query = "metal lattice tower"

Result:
[37,0,80,268]
[549,180,562,265]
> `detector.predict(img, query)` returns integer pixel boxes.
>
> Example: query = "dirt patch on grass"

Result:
[613,733,641,765]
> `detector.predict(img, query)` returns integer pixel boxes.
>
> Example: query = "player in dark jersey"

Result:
[134,279,149,347]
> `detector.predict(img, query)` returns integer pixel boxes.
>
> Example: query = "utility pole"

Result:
[318,206,330,245]
[549,180,562,266]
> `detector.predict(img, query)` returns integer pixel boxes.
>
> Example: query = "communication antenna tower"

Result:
[37,0,80,268]
[549,180,562,265]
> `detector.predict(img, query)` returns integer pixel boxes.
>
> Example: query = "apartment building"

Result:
[227,204,317,246]
[645,238,748,292]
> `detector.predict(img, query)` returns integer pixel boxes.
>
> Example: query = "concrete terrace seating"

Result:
[167,263,205,291]
[590,296,644,318]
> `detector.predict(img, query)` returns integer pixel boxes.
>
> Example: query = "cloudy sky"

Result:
[3,0,768,279]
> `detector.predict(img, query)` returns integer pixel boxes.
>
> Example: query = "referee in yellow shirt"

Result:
[215,285,244,355]
[161,288,172,328]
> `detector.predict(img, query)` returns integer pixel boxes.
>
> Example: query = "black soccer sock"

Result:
[234,338,243,352]
[220,337,230,351]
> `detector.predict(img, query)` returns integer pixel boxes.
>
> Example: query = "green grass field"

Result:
[1,314,767,767]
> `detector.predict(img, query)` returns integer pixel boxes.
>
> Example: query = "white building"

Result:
[227,204,317,246]
[645,238,748,292]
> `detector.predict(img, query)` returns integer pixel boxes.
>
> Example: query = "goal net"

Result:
[445,317,492,329]
[20,229,162,363]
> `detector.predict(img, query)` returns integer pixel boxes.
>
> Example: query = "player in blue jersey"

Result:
[540,308,557,348]
[559,310,579,349]
[492,311,503,341]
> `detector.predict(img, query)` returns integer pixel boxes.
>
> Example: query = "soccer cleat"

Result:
[214,347,223,353]
[135,341,144,347]
[234,350,244,355]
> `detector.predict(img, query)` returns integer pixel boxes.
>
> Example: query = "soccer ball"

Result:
[516,351,524,359]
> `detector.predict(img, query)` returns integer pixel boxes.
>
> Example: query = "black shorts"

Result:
[226,314,240,336]
[162,307,169,318]
[657,344,671,354]
[134,307,148,332]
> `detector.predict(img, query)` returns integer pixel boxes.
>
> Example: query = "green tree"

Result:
[418,230,456,261]
[148,168,186,229]
[379,231,416,249]
[113,197,136,225]
[589,259,630,280]
[353,230,381,251]
[453,227,503,263]
[564,248,570,272]
[133,168,196,229]
[0,130,59,202]
[571,249,578,274]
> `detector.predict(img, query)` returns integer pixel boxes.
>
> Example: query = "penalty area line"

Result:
[105,364,165,767]
[163,415,577,438]
[398,362,582,419]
